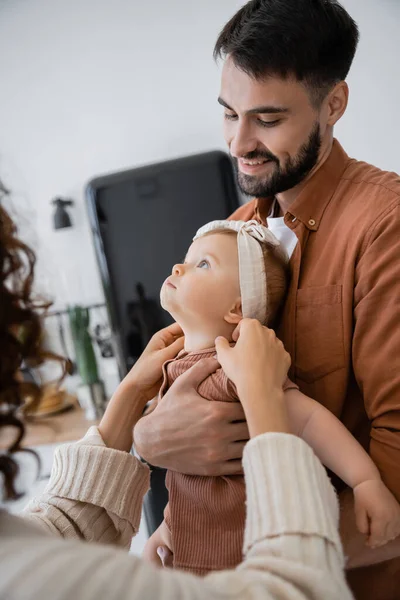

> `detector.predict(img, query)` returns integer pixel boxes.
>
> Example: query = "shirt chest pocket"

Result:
[295,285,345,383]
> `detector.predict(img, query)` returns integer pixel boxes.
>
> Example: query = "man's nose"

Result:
[229,121,258,158]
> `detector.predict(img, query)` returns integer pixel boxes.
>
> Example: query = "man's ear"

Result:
[224,297,242,325]
[325,81,349,126]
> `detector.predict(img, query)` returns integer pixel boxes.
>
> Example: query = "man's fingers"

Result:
[218,402,246,423]
[215,460,243,476]
[227,441,247,460]
[178,358,220,391]
[227,421,249,443]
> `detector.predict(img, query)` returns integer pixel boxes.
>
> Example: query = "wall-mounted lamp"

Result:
[52,198,74,230]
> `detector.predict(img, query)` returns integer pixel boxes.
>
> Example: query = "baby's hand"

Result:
[353,479,400,548]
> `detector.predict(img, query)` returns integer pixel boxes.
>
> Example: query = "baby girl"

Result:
[142,219,400,575]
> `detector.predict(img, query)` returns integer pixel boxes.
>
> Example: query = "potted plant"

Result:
[68,305,106,420]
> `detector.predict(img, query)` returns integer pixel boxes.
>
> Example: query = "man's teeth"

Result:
[242,159,267,165]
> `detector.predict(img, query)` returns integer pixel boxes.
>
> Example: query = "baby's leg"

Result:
[143,520,173,567]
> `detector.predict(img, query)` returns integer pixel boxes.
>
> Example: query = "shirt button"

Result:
[308,219,316,227]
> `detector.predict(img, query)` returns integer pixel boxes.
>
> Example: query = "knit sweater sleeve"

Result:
[23,426,150,549]
[8,431,353,600]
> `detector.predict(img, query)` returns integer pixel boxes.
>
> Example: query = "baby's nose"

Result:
[172,263,184,276]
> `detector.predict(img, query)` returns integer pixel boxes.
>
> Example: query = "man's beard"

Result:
[233,122,322,198]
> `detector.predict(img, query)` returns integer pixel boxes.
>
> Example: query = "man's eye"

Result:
[197,260,210,269]
[258,119,281,128]
[224,113,238,121]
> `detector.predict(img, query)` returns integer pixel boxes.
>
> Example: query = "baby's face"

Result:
[160,232,241,327]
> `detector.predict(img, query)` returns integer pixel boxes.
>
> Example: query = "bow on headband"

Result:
[194,220,286,324]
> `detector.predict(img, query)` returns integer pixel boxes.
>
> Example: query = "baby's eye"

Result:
[197,260,210,269]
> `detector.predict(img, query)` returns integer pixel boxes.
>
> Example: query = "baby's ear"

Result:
[224,298,242,325]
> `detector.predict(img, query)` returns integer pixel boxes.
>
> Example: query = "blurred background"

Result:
[0,0,399,383]
[0,0,398,549]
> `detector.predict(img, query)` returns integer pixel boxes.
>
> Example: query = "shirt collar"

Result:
[254,139,352,231]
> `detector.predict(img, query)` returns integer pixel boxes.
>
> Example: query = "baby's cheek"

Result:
[187,287,208,309]
[196,288,228,318]
[159,285,167,308]
[183,286,209,314]
[160,284,177,312]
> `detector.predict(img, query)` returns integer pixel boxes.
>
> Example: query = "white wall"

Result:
[0,0,399,309]
[0,0,243,308]
[337,0,400,171]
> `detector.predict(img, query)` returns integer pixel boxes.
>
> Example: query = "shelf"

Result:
[1,403,99,449]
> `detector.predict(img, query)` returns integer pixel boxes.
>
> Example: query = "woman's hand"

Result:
[215,319,291,398]
[215,319,291,438]
[99,323,184,452]
[126,323,184,403]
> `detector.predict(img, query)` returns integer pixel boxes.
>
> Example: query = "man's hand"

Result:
[133,358,249,476]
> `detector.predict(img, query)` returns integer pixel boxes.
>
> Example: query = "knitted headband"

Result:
[194,220,287,324]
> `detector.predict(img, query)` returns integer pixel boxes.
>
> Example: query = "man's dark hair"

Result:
[214,0,359,106]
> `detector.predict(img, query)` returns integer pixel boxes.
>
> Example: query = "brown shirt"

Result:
[230,139,400,598]
[159,348,297,575]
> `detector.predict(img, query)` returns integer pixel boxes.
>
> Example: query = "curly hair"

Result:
[0,200,70,500]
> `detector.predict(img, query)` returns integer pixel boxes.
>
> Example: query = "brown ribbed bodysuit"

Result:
[158,347,297,575]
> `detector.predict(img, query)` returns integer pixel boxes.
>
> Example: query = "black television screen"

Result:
[86,150,239,377]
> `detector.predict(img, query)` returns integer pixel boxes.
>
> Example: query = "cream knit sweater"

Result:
[0,427,353,600]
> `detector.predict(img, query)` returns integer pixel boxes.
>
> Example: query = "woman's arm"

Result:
[23,323,185,545]
[17,320,351,599]
[8,432,351,600]
[23,426,150,547]
[23,359,218,548]
[98,323,184,452]
[214,322,291,438]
